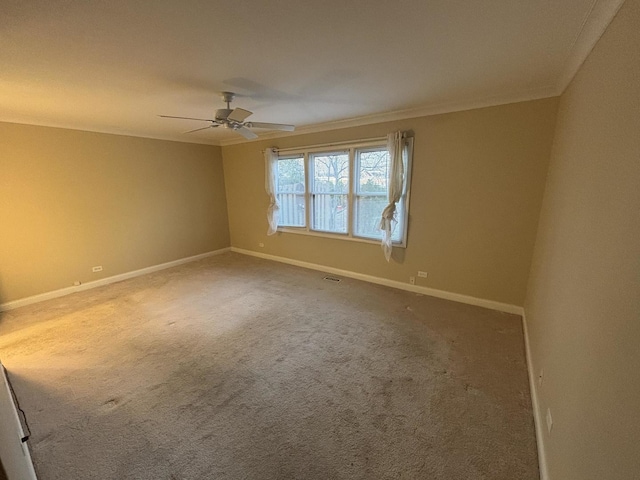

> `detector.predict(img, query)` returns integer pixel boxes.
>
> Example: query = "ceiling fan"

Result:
[160,91,295,139]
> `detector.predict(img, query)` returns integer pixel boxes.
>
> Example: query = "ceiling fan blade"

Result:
[247,121,295,132]
[159,115,215,122]
[183,125,216,134]
[235,126,258,140]
[227,108,252,123]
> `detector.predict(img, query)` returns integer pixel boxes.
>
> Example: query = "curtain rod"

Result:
[266,136,388,155]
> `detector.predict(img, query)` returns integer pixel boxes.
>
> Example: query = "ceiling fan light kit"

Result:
[160,91,295,140]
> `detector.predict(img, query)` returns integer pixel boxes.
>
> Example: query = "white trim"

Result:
[230,247,523,315]
[522,311,550,480]
[0,248,231,312]
[554,0,626,95]
[0,363,38,480]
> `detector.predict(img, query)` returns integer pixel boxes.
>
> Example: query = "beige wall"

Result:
[525,1,640,479]
[0,123,230,304]
[223,98,558,306]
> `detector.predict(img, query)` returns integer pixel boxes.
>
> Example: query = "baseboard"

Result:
[230,247,524,315]
[0,247,231,312]
[522,311,549,480]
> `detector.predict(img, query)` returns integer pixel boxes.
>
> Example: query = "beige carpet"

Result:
[0,253,538,479]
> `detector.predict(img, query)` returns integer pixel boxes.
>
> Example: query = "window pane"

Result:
[358,149,389,193]
[277,157,305,190]
[355,196,404,241]
[277,157,305,227]
[356,147,403,241]
[312,194,348,233]
[311,153,349,194]
[355,196,385,239]
[311,152,349,233]
[277,193,305,227]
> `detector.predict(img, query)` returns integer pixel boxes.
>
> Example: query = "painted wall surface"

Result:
[222,98,558,306]
[525,1,640,479]
[0,123,230,303]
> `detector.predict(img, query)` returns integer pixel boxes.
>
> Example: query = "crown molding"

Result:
[3,0,623,149]
[218,85,559,147]
[554,0,626,95]
[0,82,558,149]
[220,0,626,148]
[0,118,222,146]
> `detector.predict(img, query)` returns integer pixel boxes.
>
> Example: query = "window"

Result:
[311,152,349,233]
[276,156,305,227]
[274,137,412,245]
[354,147,401,242]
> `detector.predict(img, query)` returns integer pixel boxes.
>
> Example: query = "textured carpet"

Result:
[0,253,538,479]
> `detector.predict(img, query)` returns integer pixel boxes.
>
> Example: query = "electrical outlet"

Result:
[546,408,553,433]
[538,369,544,387]
[258,242,265,248]
[409,276,416,285]
[73,281,81,286]
[92,266,103,273]
[417,271,428,278]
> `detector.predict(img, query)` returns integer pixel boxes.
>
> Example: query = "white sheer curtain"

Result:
[264,148,279,235]
[379,131,405,261]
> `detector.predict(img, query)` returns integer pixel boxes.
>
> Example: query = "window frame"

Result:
[274,155,306,228]
[309,150,351,235]
[354,146,399,242]
[276,138,413,248]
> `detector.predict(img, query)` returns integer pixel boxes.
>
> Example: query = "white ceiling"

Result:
[0,0,624,146]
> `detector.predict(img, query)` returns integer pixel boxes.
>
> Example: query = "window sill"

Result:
[277,227,407,248]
